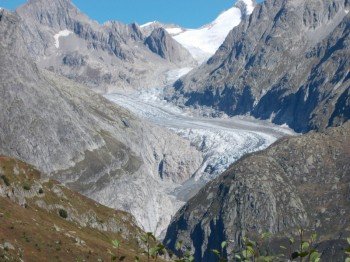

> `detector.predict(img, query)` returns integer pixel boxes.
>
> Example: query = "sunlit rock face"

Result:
[169,0,350,133]
[165,123,350,261]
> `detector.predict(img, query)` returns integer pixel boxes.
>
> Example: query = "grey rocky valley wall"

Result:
[169,0,350,133]
[164,122,350,261]
[15,0,195,93]
[0,9,203,236]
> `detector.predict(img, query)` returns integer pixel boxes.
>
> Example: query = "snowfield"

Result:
[163,0,256,63]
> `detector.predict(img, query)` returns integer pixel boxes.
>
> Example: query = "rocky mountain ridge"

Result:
[144,28,196,66]
[15,0,195,92]
[164,122,350,261]
[168,0,350,132]
[141,0,257,64]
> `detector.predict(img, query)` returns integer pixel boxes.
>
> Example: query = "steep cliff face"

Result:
[164,123,350,261]
[144,28,196,66]
[15,0,192,92]
[0,9,203,236]
[169,0,350,132]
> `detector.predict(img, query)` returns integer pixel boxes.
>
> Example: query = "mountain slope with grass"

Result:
[0,156,155,261]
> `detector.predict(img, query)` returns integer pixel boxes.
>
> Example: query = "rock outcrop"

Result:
[164,122,350,261]
[169,0,350,133]
[0,9,203,236]
[144,28,196,66]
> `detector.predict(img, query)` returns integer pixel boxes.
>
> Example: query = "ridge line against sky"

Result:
[0,0,263,28]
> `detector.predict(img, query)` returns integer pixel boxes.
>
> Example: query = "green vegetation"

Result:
[58,209,68,219]
[1,175,10,186]
[23,183,31,191]
[174,240,194,262]
[101,228,350,261]
[345,238,350,262]
[108,239,126,261]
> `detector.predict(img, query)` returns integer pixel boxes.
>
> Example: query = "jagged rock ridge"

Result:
[15,0,195,92]
[169,0,350,132]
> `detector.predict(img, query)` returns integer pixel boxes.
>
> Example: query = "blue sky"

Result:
[0,0,263,28]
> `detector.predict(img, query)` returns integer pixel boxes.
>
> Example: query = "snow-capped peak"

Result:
[234,0,257,19]
[140,21,157,28]
[162,0,256,64]
[238,0,256,15]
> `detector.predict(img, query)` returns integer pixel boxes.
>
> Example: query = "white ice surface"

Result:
[106,81,295,184]
[169,6,242,63]
[165,27,184,35]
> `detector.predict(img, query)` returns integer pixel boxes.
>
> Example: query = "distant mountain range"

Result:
[15,0,195,92]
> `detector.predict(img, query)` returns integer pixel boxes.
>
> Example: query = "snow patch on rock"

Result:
[54,29,73,48]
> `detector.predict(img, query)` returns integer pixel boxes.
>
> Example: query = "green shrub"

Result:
[1,175,10,186]
[23,184,31,190]
[38,188,44,194]
[58,209,68,219]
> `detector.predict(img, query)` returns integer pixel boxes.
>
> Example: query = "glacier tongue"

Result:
[105,76,295,237]
[106,87,294,182]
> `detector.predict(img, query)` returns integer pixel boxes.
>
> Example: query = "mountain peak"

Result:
[236,0,257,17]
[16,0,81,29]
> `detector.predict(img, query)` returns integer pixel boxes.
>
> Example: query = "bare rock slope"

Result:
[169,0,350,133]
[15,0,195,92]
[144,28,196,67]
[164,122,350,261]
[0,9,203,236]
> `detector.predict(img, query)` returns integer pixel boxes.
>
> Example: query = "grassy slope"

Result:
[0,156,157,261]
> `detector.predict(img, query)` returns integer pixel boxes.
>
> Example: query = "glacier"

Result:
[105,69,295,236]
